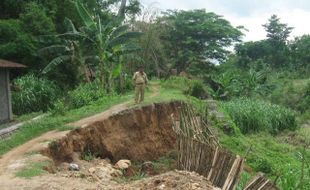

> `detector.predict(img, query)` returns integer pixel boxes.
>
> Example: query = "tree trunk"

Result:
[83,65,91,83]
[118,0,127,19]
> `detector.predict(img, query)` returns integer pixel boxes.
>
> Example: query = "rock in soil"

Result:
[68,163,79,171]
[88,167,96,173]
[141,161,155,175]
[114,159,131,170]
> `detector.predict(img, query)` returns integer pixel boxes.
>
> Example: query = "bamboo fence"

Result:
[243,173,280,190]
[173,102,244,190]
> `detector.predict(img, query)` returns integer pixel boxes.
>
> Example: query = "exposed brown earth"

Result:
[115,170,219,190]
[44,101,181,164]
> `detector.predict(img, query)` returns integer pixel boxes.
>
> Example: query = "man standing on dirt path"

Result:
[133,66,148,104]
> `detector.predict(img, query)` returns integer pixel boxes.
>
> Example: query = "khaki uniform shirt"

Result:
[133,72,148,85]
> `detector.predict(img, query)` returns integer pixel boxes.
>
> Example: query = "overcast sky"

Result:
[140,0,310,42]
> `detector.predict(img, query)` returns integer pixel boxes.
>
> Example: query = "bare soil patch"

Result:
[44,101,181,164]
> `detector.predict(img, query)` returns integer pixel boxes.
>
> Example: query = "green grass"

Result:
[0,93,133,156]
[130,80,188,107]
[15,112,44,122]
[219,131,310,190]
[0,122,16,130]
[293,126,310,146]
[236,172,253,190]
[15,161,49,178]
[0,112,43,130]
[221,98,297,134]
[161,76,195,92]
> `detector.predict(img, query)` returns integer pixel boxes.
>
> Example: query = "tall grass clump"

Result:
[68,81,106,109]
[277,162,310,190]
[12,75,60,115]
[221,98,297,134]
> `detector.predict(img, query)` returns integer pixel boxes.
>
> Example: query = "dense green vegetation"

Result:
[1,0,310,189]
[221,98,296,134]
[12,75,60,114]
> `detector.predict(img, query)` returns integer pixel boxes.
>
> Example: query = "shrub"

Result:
[162,76,209,99]
[50,99,67,116]
[68,81,105,109]
[296,82,310,113]
[254,158,273,173]
[221,98,297,134]
[185,80,209,99]
[269,79,310,113]
[114,75,134,94]
[161,76,194,91]
[12,75,60,115]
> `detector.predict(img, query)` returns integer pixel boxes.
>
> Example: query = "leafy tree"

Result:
[263,15,293,45]
[39,18,98,84]
[234,15,294,70]
[118,0,127,18]
[0,0,33,19]
[262,15,293,67]
[235,40,272,69]
[76,1,141,91]
[20,2,56,35]
[49,0,142,92]
[159,9,243,73]
[0,19,36,67]
[290,35,310,70]
[131,6,169,77]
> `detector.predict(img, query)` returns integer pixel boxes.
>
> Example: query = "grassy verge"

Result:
[0,93,133,156]
[0,112,43,130]
[15,161,49,178]
[15,112,44,122]
[219,128,310,189]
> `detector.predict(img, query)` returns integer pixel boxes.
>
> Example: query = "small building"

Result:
[0,59,26,124]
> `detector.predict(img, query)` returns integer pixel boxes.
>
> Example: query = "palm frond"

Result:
[112,63,123,78]
[108,32,143,48]
[64,18,78,33]
[74,0,96,28]
[85,56,100,66]
[36,35,60,44]
[38,45,70,57]
[115,44,142,55]
[42,55,71,74]
[109,25,130,40]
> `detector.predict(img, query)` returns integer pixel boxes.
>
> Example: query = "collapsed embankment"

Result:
[43,101,181,164]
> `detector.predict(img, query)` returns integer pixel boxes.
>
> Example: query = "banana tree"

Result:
[74,0,142,92]
[39,18,98,82]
